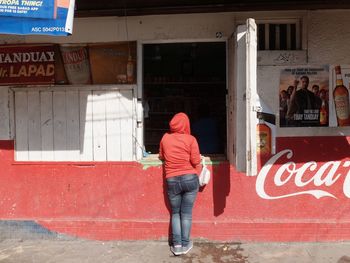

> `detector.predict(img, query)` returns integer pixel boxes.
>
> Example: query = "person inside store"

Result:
[159,112,201,256]
[286,75,321,126]
[192,103,221,154]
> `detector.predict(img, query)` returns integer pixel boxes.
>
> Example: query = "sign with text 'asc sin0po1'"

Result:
[0,0,75,36]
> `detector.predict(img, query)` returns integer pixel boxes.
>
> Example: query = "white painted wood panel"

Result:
[53,91,67,161]
[92,91,107,161]
[9,88,15,140]
[106,91,121,161]
[79,90,93,161]
[15,91,29,161]
[27,91,41,161]
[66,91,80,160]
[119,90,133,160]
[40,91,54,161]
[14,86,135,162]
[246,18,258,176]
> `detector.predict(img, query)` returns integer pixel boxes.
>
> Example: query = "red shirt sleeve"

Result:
[190,137,201,168]
[159,136,164,160]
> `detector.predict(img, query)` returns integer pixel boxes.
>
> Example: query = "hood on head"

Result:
[169,112,191,134]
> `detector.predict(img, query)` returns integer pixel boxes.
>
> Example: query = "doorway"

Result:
[143,42,227,155]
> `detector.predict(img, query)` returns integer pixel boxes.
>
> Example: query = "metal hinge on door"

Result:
[252,105,262,112]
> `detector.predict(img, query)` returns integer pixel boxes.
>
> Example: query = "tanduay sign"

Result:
[0,45,55,84]
[0,0,75,35]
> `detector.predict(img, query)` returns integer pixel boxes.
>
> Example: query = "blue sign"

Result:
[0,0,74,36]
[0,0,55,19]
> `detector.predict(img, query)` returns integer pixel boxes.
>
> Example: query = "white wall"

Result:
[308,10,350,65]
[22,13,236,43]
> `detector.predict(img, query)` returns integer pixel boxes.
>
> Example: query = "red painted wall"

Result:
[1,137,350,241]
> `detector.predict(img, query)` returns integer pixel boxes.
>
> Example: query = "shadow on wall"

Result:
[211,162,230,217]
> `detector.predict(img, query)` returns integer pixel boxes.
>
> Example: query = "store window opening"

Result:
[143,42,227,157]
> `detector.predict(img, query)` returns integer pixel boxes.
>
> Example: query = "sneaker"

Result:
[170,245,182,256]
[182,241,193,255]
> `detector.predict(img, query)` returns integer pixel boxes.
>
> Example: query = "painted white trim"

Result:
[135,41,144,160]
[234,19,258,175]
[246,18,258,176]
[234,25,247,172]
[9,88,15,140]
[227,35,236,165]
[137,41,143,99]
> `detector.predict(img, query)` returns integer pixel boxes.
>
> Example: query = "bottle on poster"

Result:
[333,65,350,126]
[256,113,272,156]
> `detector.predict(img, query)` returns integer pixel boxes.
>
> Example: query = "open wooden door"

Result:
[227,18,258,176]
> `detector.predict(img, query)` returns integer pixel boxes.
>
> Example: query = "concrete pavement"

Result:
[1,238,350,262]
[0,221,350,263]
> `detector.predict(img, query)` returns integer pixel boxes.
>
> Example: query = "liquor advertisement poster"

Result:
[88,42,137,85]
[0,0,75,36]
[60,44,91,85]
[0,44,55,85]
[279,65,329,127]
[329,65,350,127]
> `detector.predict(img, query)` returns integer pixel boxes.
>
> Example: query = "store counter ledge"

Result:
[140,154,227,170]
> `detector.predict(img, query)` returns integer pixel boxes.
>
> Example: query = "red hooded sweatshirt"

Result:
[159,112,201,178]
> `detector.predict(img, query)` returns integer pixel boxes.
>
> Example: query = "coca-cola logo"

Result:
[256,149,350,199]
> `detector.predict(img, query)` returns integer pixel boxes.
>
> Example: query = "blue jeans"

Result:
[166,174,199,247]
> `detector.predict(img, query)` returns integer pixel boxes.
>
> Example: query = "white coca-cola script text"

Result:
[256,149,350,199]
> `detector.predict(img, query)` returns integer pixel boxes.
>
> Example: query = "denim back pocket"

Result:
[182,176,199,192]
[167,180,182,195]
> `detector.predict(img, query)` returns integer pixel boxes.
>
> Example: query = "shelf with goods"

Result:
[144,82,226,153]
[143,42,227,154]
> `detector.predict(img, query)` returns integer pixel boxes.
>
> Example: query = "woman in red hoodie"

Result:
[159,112,201,256]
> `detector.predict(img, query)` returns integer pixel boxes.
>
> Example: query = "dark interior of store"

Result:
[143,42,227,155]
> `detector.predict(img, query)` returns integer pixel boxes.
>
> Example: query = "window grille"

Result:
[257,21,301,50]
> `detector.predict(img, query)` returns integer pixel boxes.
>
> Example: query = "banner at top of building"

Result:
[0,0,75,36]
